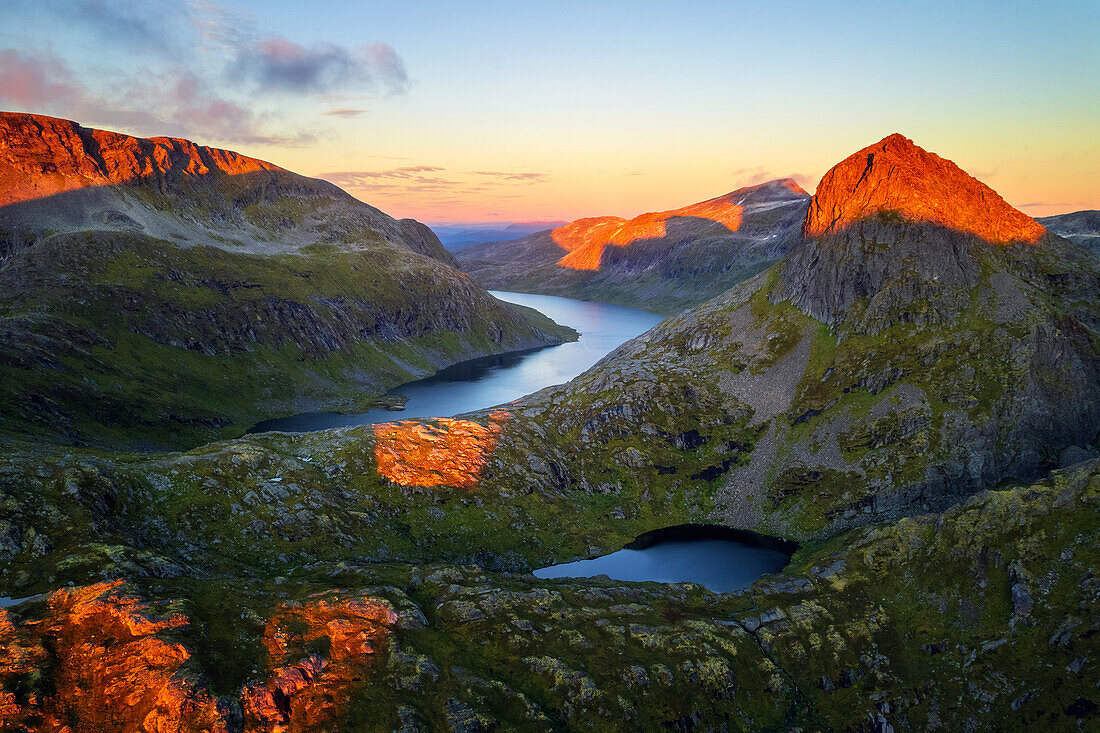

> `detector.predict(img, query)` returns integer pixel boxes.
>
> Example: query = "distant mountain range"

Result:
[1038,209,1100,253]
[432,221,568,251]
[456,179,810,314]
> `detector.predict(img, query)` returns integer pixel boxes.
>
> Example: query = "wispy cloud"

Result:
[317,165,552,205]
[468,170,551,183]
[232,37,408,95]
[323,108,368,118]
[730,166,816,190]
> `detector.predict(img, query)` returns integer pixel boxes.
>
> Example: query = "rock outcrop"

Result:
[374,410,510,488]
[457,179,810,314]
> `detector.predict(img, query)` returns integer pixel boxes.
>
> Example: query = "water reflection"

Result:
[249,291,663,434]
[534,527,795,593]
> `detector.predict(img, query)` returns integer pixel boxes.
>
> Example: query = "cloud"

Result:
[0,49,304,145]
[323,108,367,118]
[317,166,555,208]
[0,50,81,108]
[467,171,551,183]
[233,37,408,95]
[0,0,408,143]
[323,166,446,184]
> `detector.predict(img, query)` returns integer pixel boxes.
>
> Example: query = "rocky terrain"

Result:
[0,132,1097,730]
[456,179,810,314]
[0,113,575,450]
[1038,210,1100,253]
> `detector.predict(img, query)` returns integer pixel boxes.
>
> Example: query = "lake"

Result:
[534,526,796,593]
[250,291,664,433]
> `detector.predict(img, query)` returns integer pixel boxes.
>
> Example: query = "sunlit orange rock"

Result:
[805,133,1044,244]
[36,581,229,732]
[242,594,397,733]
[373,409,510,488]
[0,111,282,207]
[0,583,401,733]
[552,188,754,270]
[0,581,230,732]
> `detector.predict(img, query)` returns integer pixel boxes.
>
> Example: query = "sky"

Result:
[0,0,1097,224]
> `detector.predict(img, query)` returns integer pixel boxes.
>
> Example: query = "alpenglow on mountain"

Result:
[456,179,811,314]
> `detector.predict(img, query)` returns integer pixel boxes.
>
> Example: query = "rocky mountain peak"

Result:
[0,111,282,207]
[774,135,1050,329]
[805,133,1044,244]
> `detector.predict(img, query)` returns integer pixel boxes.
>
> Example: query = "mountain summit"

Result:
[0,113,282,208]
[805,133,1044,243]
[775,134,1051,328]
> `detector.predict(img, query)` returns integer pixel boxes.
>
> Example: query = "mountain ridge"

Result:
[456,178,810,314]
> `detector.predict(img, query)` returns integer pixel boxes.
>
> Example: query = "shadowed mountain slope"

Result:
[0,112,574,449]
[456,179,810,314]
[1038,209,1100,253]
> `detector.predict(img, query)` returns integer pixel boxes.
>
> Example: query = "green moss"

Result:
[0,232,573,450]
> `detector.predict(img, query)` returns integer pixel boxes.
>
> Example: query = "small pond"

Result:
[533,525,796,593]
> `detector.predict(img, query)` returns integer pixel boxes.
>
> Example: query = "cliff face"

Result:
[0,112,572,449]
[0,112,281,207]
[803,133,1043,243]
[775,134,1052,328]
[456,179,810,314]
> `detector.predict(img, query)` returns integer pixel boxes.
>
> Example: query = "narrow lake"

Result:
[250,291,664,433]
[534,527,796,594]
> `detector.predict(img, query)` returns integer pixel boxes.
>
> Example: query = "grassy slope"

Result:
[0,229,574,451]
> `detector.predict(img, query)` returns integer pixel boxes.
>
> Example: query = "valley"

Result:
[0,121,1097,731]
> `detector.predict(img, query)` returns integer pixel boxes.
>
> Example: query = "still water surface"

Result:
[534,533,794,594]
[251,291,663,433]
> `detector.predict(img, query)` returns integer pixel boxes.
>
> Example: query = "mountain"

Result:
[433,221,568,251]
[0,112,575,450]
[1038,209,1100,253]
[456,179,810,314]
[1,133,1097,730]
